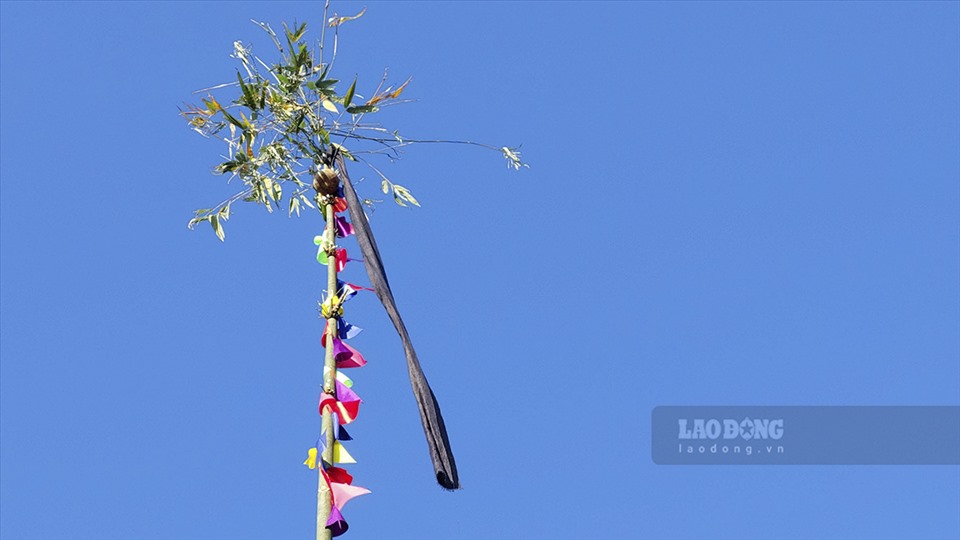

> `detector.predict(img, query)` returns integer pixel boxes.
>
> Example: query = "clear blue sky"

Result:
[2,1,958,539]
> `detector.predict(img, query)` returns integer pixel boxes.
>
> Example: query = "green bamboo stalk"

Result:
[317,198,338,540]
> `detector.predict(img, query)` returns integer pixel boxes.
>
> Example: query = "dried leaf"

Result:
[366,77,410,106]
[387,77,411,99]
[327,7,367,27]
[501,146,530,170]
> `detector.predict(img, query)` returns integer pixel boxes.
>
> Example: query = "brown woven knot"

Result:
[313,166,340,196]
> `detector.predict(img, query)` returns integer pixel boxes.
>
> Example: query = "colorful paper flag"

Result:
[327,505,348,537]
[303,447,318,469]
[326,466,353,485]
[324,366,354,387]
[331,482,371,511]
[321,335,368,369]
[318,392,359,425]
[334,216,355,238]
[333,441,356,464]
[337,280,374,302]
[325,318,362,340]
[317,247,349,272]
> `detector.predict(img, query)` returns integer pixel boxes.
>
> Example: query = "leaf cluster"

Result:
[182,10,526,241]
[181,15,414,238]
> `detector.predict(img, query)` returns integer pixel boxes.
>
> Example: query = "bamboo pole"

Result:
[317,197,338,540]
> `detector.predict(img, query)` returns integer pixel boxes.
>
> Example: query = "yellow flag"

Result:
[333,442,356,464]
[303,447,318,469]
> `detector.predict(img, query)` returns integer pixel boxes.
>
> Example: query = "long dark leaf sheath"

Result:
[338,157,460,490]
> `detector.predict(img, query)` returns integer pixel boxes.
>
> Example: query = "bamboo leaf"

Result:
[346,105,378,114]
[236,72,258,110]
[219,107,245,130]
[289,195,301,217]
[393,184,420,207]
[215,159,238,174]
[343,77,357,107]
[329,142,355,161]
[271,180,283,203]
[289,21,307,43]
[210,214,225,241]
[283,21,308,62]
[187,216,206,230]
[204,95,221,113]
[322,100,339,113]
[317,63,331,82]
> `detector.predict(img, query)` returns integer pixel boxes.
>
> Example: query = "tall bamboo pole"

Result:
[317,196,338,540]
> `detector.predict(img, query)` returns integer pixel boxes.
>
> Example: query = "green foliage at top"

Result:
[181,10,526,241]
